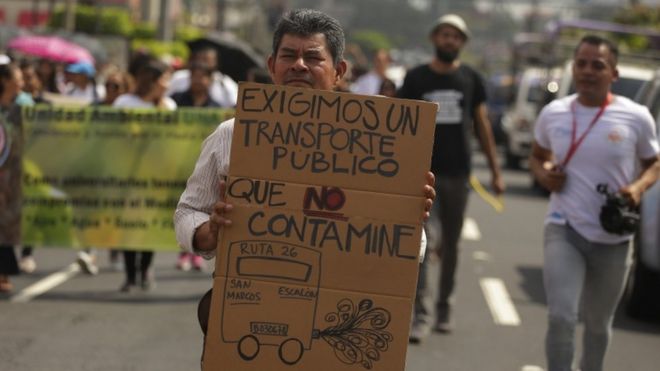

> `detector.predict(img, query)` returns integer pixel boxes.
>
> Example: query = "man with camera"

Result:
[530,35,659,371]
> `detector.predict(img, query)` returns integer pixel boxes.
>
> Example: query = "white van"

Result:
[625,69,660,322]
[501,66,561,168]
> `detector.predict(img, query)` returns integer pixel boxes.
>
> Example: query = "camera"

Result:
[597,183,640,235]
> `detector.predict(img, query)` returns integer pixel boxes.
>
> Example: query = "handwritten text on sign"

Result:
[230,83,437,196]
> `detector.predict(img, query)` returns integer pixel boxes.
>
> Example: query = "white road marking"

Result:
[472,250,491,261]
[521,366,544,371]
[10,263,81,303]
[480,277,521,326]
[461,217,481,241]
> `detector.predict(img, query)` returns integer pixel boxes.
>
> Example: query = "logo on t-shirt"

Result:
[422,90,463,125]
[607,128,624,143]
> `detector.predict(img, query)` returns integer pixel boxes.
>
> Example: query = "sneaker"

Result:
[192,255,205,271]
[77,251,99,275]
[435,304,452,333]
[434,320,453,334]
[408,324,431,344]
[141,269,156,291]
[141,278,156,291]
[119,282,138,293]
[176,252,192,271]
[19,256,37,273]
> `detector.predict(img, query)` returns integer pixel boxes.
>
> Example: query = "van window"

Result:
[612,78,646,99]
[527,81,546,103]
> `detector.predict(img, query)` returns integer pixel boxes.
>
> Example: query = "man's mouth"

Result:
[286,80,312,86]
[285,75,313,86]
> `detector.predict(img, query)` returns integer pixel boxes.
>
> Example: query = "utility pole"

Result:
[158,0,173,41]
[64,0,77,32]
[216,0,226,31]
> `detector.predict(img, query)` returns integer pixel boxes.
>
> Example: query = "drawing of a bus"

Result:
[221,240,322,365]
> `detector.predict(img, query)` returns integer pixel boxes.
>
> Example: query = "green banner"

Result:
[21,106,234,251]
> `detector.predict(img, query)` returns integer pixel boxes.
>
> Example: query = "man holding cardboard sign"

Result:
[175,9,436,371]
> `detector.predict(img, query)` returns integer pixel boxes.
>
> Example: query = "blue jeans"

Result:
[543,223,632,371]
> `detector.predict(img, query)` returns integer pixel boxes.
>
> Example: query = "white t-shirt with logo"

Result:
[534,94,659,244]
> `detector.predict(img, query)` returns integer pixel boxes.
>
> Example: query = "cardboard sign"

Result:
[203,83,436,371]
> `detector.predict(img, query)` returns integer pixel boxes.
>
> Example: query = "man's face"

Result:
[430,25,465,62]
[194,51,217,71]
[190,69,211,94]
[267,33,346,91]
[572,42,618,100]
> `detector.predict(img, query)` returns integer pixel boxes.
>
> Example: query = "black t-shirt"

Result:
[171,90,221,108]
[397,64,486,176]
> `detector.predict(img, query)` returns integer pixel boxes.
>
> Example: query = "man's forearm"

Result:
[632,158,660,194]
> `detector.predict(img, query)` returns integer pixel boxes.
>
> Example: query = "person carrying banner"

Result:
[115,58,176,292]
[0,61,35,291]
[530,35,659,371]
[398,14,505,341]
[174,7,435,351]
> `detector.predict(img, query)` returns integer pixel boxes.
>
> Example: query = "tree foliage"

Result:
[613,5,660,29]
[49,5,133,37]
[612,5,660,53]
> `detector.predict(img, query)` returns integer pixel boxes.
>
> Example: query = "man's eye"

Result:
[575,60,587,68]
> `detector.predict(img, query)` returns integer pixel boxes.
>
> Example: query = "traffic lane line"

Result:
[480,277,521,326]
[10,262,81,303]
[462,217,482,241]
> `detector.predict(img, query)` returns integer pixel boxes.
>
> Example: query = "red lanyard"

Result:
[561,93,612,168]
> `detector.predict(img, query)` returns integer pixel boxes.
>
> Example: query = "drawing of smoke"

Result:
[318,299,393,369]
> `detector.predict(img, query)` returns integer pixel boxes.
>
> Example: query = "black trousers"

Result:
[0,245,19,275]
[122,250,154,284]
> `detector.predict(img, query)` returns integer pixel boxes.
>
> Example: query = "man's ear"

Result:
[334,59,348,84]
[267,54,276,79]
[612,67,619,82]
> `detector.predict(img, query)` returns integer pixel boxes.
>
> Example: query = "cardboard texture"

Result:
[202,83,436,371]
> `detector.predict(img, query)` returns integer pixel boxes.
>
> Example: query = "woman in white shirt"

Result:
[113,58,175,292]
[113,59,176,110]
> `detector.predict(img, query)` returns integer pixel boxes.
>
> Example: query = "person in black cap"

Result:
[399,14,505,342]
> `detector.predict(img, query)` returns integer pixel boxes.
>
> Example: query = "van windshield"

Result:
[612,78,646,99]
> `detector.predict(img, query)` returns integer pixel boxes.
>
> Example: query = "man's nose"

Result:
[291,56,309,71]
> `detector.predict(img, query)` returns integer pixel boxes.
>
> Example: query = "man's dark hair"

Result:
[575,35,619,66]
[272,9,345,66]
